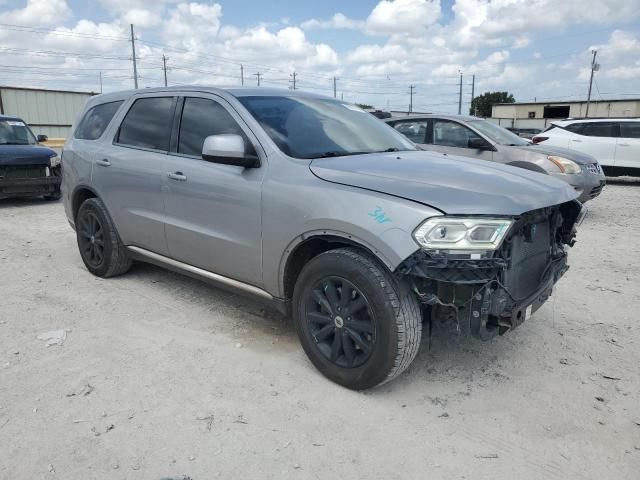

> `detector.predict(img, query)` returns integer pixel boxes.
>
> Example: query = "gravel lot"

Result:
[1,181,639,480]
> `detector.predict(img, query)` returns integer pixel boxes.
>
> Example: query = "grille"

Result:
[503,220,551,301]
[0,165,47,180]
[586,163,600,175]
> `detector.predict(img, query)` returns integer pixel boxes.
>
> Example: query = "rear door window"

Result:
[581,122,617,138]
[563,123,585,134]
[177,97,246,156]
[74,101,123,140]
[391,120,428,143]
[619,122,640,139]
[116,97,176,151]
[432,119,484,148]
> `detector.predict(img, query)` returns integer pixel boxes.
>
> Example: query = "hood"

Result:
[0,145,57,166]
[509,143,597,165]
[310,150,578,216]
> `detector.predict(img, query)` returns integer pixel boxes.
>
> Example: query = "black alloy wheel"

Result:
[78,210,105,269]
[305,276,376,368]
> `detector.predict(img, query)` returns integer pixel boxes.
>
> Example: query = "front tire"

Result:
[76,197,132,277]
[292,248,422,390]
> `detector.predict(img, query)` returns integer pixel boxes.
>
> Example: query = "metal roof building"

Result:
[490,98,640,130]
[0,86,95,138]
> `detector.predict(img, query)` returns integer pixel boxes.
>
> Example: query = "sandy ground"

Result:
[1,181,639,480]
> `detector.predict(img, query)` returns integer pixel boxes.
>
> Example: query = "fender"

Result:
[507,161,548,174]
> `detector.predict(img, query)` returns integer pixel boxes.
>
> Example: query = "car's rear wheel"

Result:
[76,197,132,277]
[292,248,422,390]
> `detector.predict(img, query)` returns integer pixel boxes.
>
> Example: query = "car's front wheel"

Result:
[292,248,422,390]
[76,197,132,277]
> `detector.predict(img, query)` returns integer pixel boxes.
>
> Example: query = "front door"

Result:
[427,119,494,161]
[163,95,265,286]
[615,122,640,169]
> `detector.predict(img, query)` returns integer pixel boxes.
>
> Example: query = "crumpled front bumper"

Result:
[0,165,61,199]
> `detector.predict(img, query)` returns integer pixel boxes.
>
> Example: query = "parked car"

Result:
[506,127,542,139]
[387,114,605,203]
[63,87,583,389]
[0,115,61,200]
[532,118,640,176]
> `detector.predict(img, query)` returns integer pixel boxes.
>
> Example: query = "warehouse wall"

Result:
[0,87,94,139]
[492,100,640,120]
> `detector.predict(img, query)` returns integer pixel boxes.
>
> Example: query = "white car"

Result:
[532,118,640,175]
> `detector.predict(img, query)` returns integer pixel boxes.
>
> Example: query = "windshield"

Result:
[0,119,37,145]
[468,120,529,146]
[238,96,416,159]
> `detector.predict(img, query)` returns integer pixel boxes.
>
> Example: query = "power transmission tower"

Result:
[162,54,168,87]
[585,50,599,118]
[99,71,102,94]
[254,72,262,86]
[333,76,338,98]
[290,71,297,90]
[470,74,476,115]
[409,85,415,113]
[458,71,463,115]
[130,24,138,89]
[240,64,244,86]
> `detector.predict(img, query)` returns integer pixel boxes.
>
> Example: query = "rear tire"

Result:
[292,247,422,390]
[76,197,132,277]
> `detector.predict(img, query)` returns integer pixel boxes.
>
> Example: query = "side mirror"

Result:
[37,134,48,143]
[202,134,259,168]
[468,137,492,150]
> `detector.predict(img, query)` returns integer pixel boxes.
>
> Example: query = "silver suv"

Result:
[62,87,583,390]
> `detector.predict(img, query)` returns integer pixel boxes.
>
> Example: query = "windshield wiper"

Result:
[309,151,371,159]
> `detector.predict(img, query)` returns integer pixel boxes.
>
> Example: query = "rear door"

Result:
[427,118,493,161]
[91,95,177,255]
[615,122,640,168]
[569,121,617,167]
[389,119,428,145]
[162,94,265,286]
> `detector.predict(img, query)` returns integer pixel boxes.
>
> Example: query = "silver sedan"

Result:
[387,114,605,203]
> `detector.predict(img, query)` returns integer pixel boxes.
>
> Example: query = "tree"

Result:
[355,103,374,110]
[470,91,515,117]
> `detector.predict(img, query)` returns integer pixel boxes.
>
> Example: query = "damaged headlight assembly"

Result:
[413,217,512,252]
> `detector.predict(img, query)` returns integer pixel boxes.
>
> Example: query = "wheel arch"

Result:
[71,184,99,222]
[280,231,395,301]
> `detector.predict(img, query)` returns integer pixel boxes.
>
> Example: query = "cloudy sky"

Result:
[0,0,639,113]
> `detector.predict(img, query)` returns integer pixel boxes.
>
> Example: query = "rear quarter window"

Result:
[563,123,585,134]
[116,97,176,151]
[74,101,123,140]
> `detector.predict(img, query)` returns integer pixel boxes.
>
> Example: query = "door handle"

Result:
[618,143,630,147]
[571,139,582,143]
[96,158,111,167]
[167,171,187,181]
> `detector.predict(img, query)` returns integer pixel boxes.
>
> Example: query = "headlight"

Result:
[413,217,512,251]
[548,156,581,174]
[49,154,60,167]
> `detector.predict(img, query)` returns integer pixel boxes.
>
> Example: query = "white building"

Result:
[0,86,96,138]
[490,98,640,130]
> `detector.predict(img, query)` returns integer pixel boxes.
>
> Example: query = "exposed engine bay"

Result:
[397,200,584,340]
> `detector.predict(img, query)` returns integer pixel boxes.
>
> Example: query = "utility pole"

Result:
[458,71,463,115]
[290,71,297,90]
[585,50,599,118]
[409,85,415,113]
[130,24,138,89]
[333,76,337,98]
[254,72,262,86]
[240,64,244,86]
[162,54,168,87]
[99,71,102,94]
[470,74,476,115]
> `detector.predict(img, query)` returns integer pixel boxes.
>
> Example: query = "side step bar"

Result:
[127,246,275,301]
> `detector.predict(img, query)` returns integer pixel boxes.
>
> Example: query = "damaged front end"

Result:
[396,200,584,340]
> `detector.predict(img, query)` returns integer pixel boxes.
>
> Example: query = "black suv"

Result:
[0,115,61,200]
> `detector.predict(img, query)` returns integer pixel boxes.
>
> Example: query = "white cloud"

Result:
[365,0,441,35]
[0,0,70,26]
[301,13,364,30]
[121,9,162,29]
